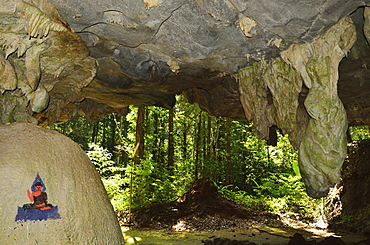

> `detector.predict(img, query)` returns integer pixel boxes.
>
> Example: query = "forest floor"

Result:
[118,177,369,245]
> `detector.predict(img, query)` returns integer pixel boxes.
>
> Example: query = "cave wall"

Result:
[340,139,370,235]
[339,7,370,126]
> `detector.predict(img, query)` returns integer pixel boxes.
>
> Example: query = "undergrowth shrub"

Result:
[87,143,127,210]
[218,174,321,222]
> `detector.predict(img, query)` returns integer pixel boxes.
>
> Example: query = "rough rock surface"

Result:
[46,0,370,121]
[339,139,370,235]
[2,0,370,198]
[0,0,96,125]
[281,17,355,198]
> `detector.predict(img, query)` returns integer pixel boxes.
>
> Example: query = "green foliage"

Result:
[49,117,92,150]
[256,174,320,217]
[217,131,320,221]
[349,125,370,140]
[86,143,127,210]
[218,174,321,221]
[102,175,127,210]
[217,184,268,212]
[87,143,116,176]
[270,133,299,176]
[125,158,192,210]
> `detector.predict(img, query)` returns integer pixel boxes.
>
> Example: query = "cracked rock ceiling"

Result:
[1,0,370,197]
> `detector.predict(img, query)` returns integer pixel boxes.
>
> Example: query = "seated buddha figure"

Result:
[23,182,53,210]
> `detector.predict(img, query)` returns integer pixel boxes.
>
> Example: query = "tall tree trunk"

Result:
[225,118,231,184]
[214,118,222,167]
[194,112,202,179]
[62,121,67,135]
[215,118,224,183]
[158,116,166,164]
[109,114,117,153]
[91,121,99,143]
[114,112,129,165]
[152,110,159,162]
[131,106,145,214]
[182,123,187,161]
[206,115,212,160]
[102,120,107,148]
[121,114,129,164]
[214,118,221,160]
[134,106,145,165]
[168,107,174,170]
[201,113,206,174]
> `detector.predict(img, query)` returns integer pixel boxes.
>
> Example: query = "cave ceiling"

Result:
[45,0,370,125]
[1,0,370,198]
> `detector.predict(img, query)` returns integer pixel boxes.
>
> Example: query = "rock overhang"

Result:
[46,0,370,121]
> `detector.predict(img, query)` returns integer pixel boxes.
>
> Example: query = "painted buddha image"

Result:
[15,173,61,221]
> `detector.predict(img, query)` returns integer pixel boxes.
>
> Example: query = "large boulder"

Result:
[0,122,124,244]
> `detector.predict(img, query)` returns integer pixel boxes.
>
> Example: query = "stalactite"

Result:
[0,0,96,125]
[263,60,308,149]
[237,16,356,198]
[236,59,308,150]
[236,61,272,140]
[281,16,356,197]
[363,6,370,43]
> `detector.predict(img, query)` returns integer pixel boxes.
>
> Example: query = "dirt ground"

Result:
[122,227,368,245]
[118,177,369,245]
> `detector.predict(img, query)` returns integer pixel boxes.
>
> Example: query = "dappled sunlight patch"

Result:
[122,227,143,244]
[255,226,340,242]
[126,236,143,244]
[122,227,293,244]
[172,219,187,231]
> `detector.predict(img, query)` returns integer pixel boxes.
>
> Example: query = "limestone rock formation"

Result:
[0,0,96,125]
[1,0,370,197]
[0,122,124,244]
[281,17,356,197]
[340,140,370,235]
